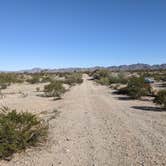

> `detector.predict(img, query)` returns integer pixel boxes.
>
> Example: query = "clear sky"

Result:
[0,0,166,70]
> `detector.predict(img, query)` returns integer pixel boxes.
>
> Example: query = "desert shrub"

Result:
[140,70,166,82]
[64,73,83,86]
[0,106,48,160]
[41,76,52,83]
[92,70,128,86]
[117,76,152,99]
[0,84,8,90]
[96,77,110,85]
[44,81,66,98]
[109,74,128,84]
[58,72,67,78]
[126,76,152,99]
[0,73,23,85]
[36,87,40,92]
[91,69,111,85]
[154,90,166,109]
[27,75,41,84]
[92,69,110,80]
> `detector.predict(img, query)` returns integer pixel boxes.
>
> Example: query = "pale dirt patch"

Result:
[0,75,166,166]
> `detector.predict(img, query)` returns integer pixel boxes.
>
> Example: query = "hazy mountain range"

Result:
[17,63,166,73]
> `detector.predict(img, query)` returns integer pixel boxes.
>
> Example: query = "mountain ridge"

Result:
[16,63,166,73]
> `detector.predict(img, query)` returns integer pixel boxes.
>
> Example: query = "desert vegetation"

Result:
[0,71,85,160]
[44,81,66,98]
[91,69,166,101]
[91,69,127,86]
[0,106,48,160]
[0,73,24,89]
[116,76,152,99]
[26,74,41,84]
[63,72,83,86]
[139,70,166,82]
[154,90,166,109]
[0,70,166,165]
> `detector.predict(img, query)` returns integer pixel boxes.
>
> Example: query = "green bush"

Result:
[92,70,111,85]
[44,81,66,98]
[92,70,127,86]
[117,76,152,99]
[27,75,40,84]
[0,107,48,160]
[41,76,52,83]
[64,73,83,86]
[0,73,23,85]
[154,90,166,109]
[92,69,110,80]
[111,73,128,84]
[127,77,151,99]
[96,77,110,85]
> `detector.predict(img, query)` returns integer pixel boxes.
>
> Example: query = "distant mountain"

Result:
[107,63,166,71]
[19,68,43,73]
[18,63,166,73]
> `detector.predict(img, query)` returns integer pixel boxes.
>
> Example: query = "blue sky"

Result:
[0,0,166,70]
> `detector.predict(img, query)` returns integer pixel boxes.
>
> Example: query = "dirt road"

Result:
[2,74,166,166]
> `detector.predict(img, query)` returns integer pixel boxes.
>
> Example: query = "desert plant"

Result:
[96,77,110,85]
[108,72,127,85]
[116,76,152,99]
[92,70,128,86]
[91,69,111,85]
[127,76,151,99]
[44,81,66,98]
[0,106,48,160]
[27,74,41,84]
[41,76,52,83]
[0,73,23,87]
[154,90,166,109]
[36,87,40,92]
[0,84,8,90]
[64,73,83,86]
[92,69,110,80]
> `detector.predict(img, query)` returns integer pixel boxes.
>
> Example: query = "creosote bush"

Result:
[0,73,24,89]
[64,73,83,86]
[117,76,152,99]
[154,90,166,109]
[0,106,48,160]
[96,77,110,85]
[91,70,127,86]
[44,81,66,98]
[109,73,128,84]
[127,76,152,99]
[27,74,41,84]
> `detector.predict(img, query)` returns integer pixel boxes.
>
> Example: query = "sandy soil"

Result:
[0,74,166,166]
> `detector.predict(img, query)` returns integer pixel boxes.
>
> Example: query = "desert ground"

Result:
[0,74,166,166]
